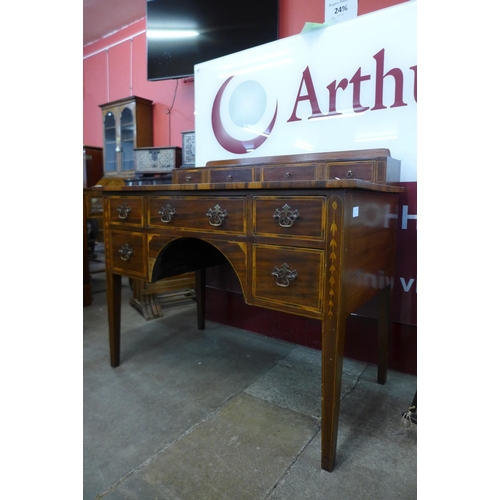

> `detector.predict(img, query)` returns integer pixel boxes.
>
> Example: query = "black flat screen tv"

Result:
[146,0,280,81]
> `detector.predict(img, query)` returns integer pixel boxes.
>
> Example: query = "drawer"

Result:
[172,168,204,184]
[327,161,376,181]
[261,163,317,182]
[148,196,247,234]
[108,196,144,227]
[210,167,253,183]
[109,230,147,278]
[253,196,326,240]
[252,244,325,313]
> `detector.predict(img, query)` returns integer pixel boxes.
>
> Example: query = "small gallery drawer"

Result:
[252,244,325,313]
[148,196,247,234]
[172,168,204,184]
[327,161,376,181]
[253,196,326,240]
[261,163,317,182]
[210,167,253,183]
[108,196,144,227]
[109,230,147,278]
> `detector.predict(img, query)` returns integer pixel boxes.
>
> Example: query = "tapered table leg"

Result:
[377,285,391,385]
[321,311,347,472]
[107,272,122,367]
[195,268,206,330]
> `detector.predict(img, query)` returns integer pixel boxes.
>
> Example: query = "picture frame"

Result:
[181,131,196,167]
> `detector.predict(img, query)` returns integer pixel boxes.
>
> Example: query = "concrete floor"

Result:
[84,249,417,500]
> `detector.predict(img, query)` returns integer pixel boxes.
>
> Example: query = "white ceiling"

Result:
[83,0,146,46]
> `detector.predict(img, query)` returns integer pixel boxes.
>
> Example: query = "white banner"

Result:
[194,1,416,182]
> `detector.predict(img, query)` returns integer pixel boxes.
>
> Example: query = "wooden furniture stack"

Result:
[95,148,404,471]
[89,96,195,316]
[83,146,104,306]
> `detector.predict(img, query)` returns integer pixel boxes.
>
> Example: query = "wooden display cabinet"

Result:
[99,96,153,178]
[83,145,103,188]
[84,145,104,307]
[89,97,194,316]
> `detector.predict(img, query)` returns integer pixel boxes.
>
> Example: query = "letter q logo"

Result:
[211,76,278,154]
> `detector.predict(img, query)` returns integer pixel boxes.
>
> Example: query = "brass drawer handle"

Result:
[273,204,299,228]
[227,175,233,181]
[185,176,192,182]
[118,243,133,261]
[159,204,176,223]
[272,263,298,287]
[206,204,227,226]
[117,203,131,219]
[284,171,291,178]
[346,170,354,178]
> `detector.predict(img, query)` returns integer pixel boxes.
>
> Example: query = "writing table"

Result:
[98,150,404,471]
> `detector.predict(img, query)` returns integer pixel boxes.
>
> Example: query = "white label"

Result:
[353,206,359,217]
[325,0,358,23]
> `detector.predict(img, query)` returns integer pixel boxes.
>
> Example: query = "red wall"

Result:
[83,0,415,374]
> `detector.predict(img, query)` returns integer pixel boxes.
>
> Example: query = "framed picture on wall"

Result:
[181,131,196,167]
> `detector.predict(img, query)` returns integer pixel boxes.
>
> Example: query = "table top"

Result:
[93,178,405,193]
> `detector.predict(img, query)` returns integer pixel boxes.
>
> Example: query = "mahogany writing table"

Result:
[98,150,404,471]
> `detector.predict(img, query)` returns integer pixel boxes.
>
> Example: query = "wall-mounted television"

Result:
[146,0,280,81]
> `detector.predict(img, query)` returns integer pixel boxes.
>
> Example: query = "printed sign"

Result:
[325,0,358,23]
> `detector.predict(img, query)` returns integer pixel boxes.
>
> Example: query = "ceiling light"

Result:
[147,30,200,39]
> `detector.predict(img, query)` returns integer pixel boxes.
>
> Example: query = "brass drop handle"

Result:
[227,175,233,181]
[118,243,133,261]
[159,204,176,223]
[272,263,298,287]
[284,172,291,178]
[185,176,192,182]
[346,170,354,178]
[273,204,299,228]
[117,203,131,219]
[206,204,227,226]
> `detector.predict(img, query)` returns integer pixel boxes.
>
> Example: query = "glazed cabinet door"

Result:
[103,110,118,174]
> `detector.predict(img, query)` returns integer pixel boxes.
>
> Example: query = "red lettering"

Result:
[410,65,417,103]
[326,78,348,115]
[287,67,323,122]
[287,50,416,122]
[372,49,407,110]
[349,68,371,113]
